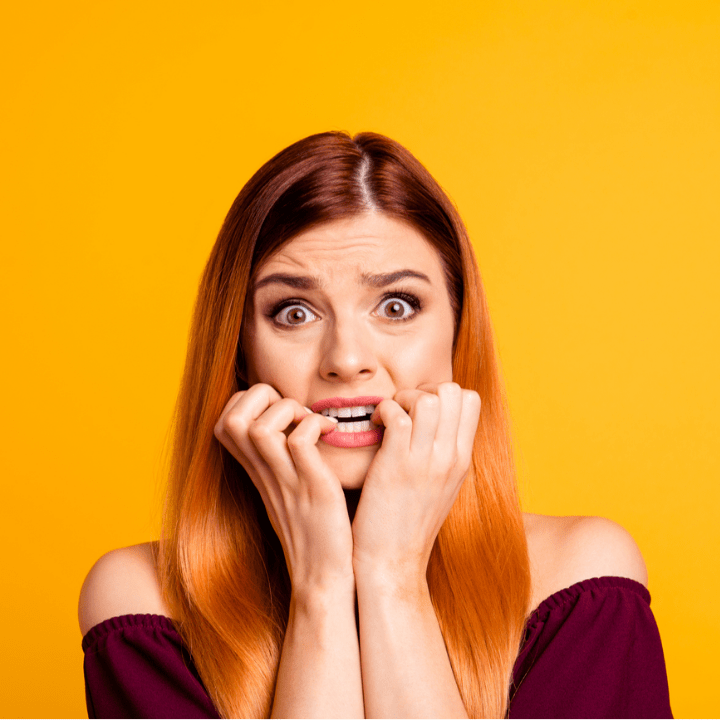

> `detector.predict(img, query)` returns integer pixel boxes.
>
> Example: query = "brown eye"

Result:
[287,308,306,324]
[275,304,317,326]
[386,301,405,317]
[378,297,416,320]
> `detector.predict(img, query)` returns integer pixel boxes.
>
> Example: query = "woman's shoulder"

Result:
[77,519,649,634]
[523,512,648,613]
[78,541,171,636]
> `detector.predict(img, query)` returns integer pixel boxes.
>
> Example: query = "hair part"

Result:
[159,131,531,718]
[355,154,378,211]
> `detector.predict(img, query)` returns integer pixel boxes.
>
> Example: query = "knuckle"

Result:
[248,421,273,442]
[248,383,278,403]
[395,415,413,431]
[438,449,458,469]
[280,397,303,416]
[286,431,305,452]
[225,412,249,436]
[418,394,439,410]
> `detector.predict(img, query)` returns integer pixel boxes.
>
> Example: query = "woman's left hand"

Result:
[351,381,482,585]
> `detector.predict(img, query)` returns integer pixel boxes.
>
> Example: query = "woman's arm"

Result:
[272,584,363,718]
[214,385,364,717]
[355,569,468,719]
[351,383,481,718]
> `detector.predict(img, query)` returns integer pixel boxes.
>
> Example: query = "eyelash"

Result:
[377,292,422,322]
[267,291,423,327]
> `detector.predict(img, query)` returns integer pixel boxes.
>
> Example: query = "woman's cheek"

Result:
[400,334,454,385]
[249,337,315,393]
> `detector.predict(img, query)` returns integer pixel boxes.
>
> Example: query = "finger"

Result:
[248,400,337,473]
[392,387,427,409]
[214,402,280,519]
[247,398,312,479]
[286,414,341,494]
[370,399,412,457]
[433,382,464,462]
[415,381,442,395]
[216,385,284,475]
[393,388,440,456]
[455,389,481,473]
[216,383,283,431]
[215,384,285,461]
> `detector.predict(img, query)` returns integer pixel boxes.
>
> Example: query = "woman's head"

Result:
[206,131,488,487]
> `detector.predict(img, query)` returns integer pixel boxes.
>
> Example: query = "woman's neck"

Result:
[343,488,362,523]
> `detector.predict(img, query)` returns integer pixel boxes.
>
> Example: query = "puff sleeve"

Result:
[508,577,672,718]
[82,614,219,719]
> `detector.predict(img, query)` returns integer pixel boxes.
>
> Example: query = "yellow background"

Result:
[2,1,718,716]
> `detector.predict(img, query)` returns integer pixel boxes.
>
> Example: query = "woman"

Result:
[79,131,672,718]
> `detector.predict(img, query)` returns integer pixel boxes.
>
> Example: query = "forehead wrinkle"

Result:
[257,219,445,293]
[281,234,385,262]
[259,239,388,289]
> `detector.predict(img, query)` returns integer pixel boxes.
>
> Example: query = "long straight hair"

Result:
[158,131,531,718]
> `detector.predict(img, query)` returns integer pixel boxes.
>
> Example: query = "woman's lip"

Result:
[310,395,385,414]
[320,427,384,448]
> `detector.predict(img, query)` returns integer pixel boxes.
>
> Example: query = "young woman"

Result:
[79,131,672,718]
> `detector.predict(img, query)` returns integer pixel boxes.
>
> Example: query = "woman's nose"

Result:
[318,320,377,382]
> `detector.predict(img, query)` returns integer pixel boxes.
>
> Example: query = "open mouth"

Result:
[319,404,377,433]
[311,396,385,448]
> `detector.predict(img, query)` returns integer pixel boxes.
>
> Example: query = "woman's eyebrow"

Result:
[253,269,431,291]
[253,273,320,291]
[361,269,432,287]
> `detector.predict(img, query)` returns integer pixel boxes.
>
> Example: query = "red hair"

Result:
[159,131,531,717]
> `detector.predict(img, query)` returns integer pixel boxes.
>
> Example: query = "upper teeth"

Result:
[321,404,376,418]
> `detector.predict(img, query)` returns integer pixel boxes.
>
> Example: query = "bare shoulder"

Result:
[524,513,648,611]
[78,541,171,636]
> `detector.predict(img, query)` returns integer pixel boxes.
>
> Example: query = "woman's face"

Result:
[243,212,457,490]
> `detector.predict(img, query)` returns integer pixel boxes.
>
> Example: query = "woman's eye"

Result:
[274,304,318,326]
[377,296,419,321]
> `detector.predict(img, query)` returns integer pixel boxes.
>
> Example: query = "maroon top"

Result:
[82,576,672,718]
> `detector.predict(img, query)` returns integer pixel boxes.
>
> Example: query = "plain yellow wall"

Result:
[2,0,718,716]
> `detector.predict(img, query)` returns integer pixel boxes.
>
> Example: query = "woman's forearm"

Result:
[271,583,364,718]
[355,570,469,719]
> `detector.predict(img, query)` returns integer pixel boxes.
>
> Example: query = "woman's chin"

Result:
[319,442,377,491]
[339,474,366,491]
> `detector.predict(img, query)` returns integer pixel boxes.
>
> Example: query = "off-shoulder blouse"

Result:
[81,576,672,718]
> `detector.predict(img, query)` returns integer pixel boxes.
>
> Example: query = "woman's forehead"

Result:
[257,214,444,283]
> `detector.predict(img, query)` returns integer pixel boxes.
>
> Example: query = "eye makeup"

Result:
[374,291,422,322]
[263,287,424,329]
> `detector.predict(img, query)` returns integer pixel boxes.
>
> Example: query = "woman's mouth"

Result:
[310,396,385,448]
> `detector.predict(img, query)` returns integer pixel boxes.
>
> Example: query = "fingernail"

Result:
[326,416,338,423]
[303,406,313,414]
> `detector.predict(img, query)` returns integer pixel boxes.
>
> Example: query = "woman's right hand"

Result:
[214,383,355,600]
